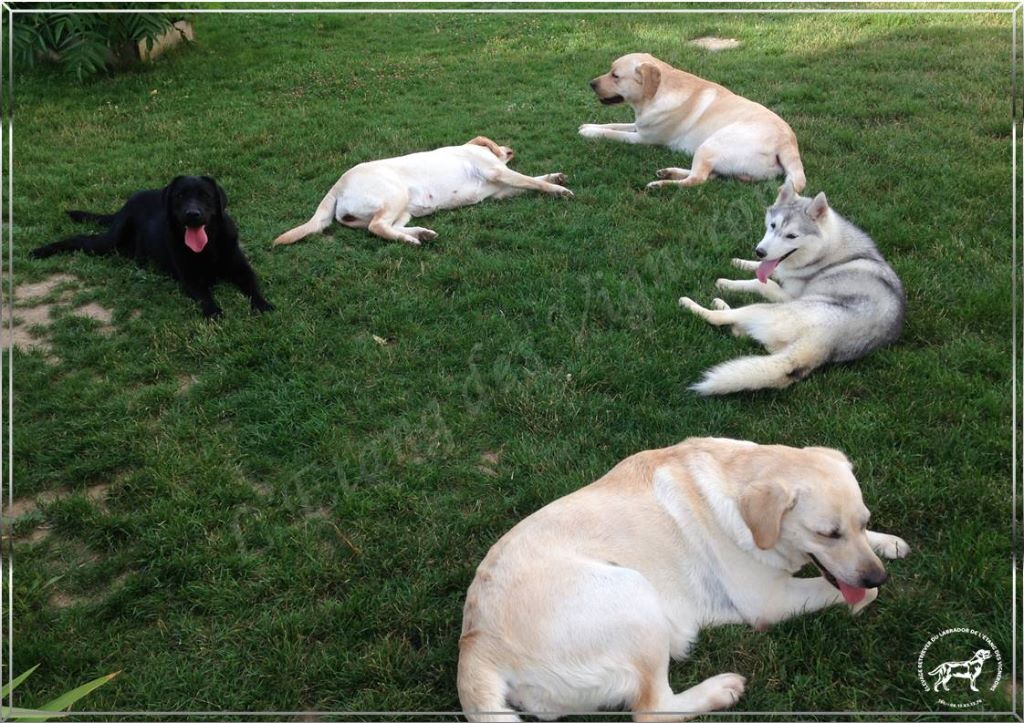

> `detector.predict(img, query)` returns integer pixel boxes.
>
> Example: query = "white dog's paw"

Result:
[417,229,437,242]
[711,298,731,311]
[850,586,879,615]
[700,673,746,711]
[556,186,575,199]
[715,278,738,292]
[656,167,690,180]
[578,124,602,139]
[548,172,568,186]
[870,532,911,559]
[679,296,701,313]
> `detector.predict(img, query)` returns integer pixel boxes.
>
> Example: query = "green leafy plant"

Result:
[1,665,120,721]
[11,5,175,79]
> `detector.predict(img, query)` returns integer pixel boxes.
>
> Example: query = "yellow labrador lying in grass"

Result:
[580,53,806,191]
[273,137,572,247]
[458,437,909,722]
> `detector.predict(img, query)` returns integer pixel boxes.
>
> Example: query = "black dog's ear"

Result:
[162,176,185,206]
[201,176,227,211]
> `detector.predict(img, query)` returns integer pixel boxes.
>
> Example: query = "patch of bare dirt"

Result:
[71,302,114,334]
[689,36,741,51]
[478,450,502,477]
[13,273,78,302]
[3,273,116,358]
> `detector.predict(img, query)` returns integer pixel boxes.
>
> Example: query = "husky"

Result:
[679,180,905,395]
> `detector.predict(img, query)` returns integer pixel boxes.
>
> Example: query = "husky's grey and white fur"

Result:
[680,181,905,395]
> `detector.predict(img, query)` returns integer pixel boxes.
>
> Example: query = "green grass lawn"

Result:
[5,7,1016,718]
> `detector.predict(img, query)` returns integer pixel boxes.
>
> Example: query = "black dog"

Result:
[30,176,273,318]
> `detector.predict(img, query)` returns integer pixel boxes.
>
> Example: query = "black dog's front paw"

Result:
[252,298,275,313]
[203,305,224,320]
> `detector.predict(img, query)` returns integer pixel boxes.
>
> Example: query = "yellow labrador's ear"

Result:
[638,62,661,99]
[807,446,853,469]
[738,480,797,550]
[775,178,796,205]
[466,136,505,160]
[806,192,829,221]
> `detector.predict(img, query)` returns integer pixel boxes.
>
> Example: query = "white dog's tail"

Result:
[926,664,947,676]
[272,190,336,246]
[777,142,806,194]
[690,341,825,396]
[457,633,521,723]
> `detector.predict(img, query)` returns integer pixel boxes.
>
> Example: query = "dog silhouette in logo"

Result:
[927,648,992,692]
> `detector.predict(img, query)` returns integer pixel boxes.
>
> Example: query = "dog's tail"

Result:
[457,632,521,723]
[272,190,336,246]
[926,664,947,677]
[777,141,806,194]
[690,340,825,396]
[66,209,116,225]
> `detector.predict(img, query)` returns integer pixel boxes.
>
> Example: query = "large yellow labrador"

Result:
[580,53,806,191]
[458,437,909,722]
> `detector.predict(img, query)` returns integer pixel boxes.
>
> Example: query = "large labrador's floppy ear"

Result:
[201,176,227,212]
[738,480,797,550]
[465,136,505,160]
[775,178,796,205]
[638,62,661,99]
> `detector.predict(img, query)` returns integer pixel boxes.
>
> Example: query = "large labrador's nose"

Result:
[859,567,889,588]
[184,209,203,225]
[589,78,599,90]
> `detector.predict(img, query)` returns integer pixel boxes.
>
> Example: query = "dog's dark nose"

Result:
[184,209,202,225]
[589,79,598,90]
[860,568,889,589]
[754,247,767,259]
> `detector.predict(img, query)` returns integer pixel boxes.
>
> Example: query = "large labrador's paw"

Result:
[548,173,568,186]
[850,586,879,615]
[578,124,604,139]
[869,532,911,559]
[698,673,746,711]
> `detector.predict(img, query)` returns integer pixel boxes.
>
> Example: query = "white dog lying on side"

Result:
[457,437,910,722]
[272,136,573,247]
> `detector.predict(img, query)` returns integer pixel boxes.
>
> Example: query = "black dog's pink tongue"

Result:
[184,226,208,253]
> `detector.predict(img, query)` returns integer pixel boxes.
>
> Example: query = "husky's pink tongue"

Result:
[756,258,781,284]
[838,580,866,605]
[184,226,208,253]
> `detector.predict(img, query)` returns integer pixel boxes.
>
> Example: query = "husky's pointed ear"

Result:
[806,192,829,221]
[637,62,661,99]
[738,480,797,550]
[775,178,796,205]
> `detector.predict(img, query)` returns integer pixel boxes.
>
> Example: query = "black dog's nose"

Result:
[589,79,598,90]
[860,568,889,589]
[184,210,202,225]
[754,247,767,258]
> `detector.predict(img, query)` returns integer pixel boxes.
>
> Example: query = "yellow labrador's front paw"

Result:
[850,587,879,615]
[578,124,602,139]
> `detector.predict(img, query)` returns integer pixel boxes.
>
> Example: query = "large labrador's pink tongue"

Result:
[756,258,781,284]
[838,580,866,605]
[184,226,208,253]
